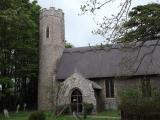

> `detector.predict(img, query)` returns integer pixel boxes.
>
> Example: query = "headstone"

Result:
[73,111,81,120]
[23,103,27,111]
[0,84,2,100]
[0,84,2,91]
[73,111,78,120]
[3,109,9,118]
[16,104,20,113]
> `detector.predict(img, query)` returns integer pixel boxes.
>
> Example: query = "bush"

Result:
[119,88,160,120]
[28,111,46,120]
[55,104,70,115]
[83,103,94,115]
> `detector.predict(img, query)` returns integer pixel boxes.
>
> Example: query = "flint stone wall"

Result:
[58,73,97,110]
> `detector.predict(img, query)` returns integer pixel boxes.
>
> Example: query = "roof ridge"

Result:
[64,41,160,53]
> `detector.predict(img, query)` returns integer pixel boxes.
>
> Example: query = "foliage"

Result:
[118,88,160,120]
[65,41,74,48]
[28,111,46,120]
[0,0,41,110]
[80,0,132,42]
[118,3,160,43]
[0,77,13,96]
[55,104,70,115]
[83,103,94,115]
[81,1,160,44]
[83,103,94,119]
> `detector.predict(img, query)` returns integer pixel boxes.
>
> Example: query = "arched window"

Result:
[46,26,49,38]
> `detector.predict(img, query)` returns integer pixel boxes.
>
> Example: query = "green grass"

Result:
[0,111,120,120]
[0,112,29,120]
[97,110,120,117]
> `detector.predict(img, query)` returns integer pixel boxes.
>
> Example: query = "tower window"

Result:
[106,79,114,98]
[46,27,49,38]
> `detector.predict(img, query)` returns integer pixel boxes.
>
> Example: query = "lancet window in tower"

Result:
[46,26,49,38]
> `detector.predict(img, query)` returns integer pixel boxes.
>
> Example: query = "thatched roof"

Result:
[56,40,160,79]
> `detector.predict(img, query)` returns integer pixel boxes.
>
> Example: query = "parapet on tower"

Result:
[38,7,65,110]
[40,7,64,18]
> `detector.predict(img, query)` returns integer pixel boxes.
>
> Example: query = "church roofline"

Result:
[56,40,160,80]
[64,39,160,53]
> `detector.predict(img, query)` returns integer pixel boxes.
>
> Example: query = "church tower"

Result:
[38,7,65,110]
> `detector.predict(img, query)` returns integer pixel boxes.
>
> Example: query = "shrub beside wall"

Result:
[83,103,94,115]
[119,88,160,120]
[55,104,70,115]
[28,111,46,120]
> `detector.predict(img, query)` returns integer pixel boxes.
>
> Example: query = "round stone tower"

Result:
[38,7,65,110]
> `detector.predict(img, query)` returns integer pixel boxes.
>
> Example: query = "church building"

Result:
[38,7,160,112]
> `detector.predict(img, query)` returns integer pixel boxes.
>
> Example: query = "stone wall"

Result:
[94,78,117,110]
[38,7,65,110]
[151,76,160,88]
[93,75,160,110]
[93,79,106,110]
[114,77,140,96]
[114,75,160,95]
[114,75,160,109]
[59,73,97,111]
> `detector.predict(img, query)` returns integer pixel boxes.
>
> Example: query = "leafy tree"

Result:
[0,0,40,109]
[81,0,160,43]
[65,41,74,48]
[118,3,160,43]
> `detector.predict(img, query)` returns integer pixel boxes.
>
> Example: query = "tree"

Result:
[80,0,159,43]
[0,0,40,110]
[81,0,133,43]
[65,41,74,48]
[117,3,160,43]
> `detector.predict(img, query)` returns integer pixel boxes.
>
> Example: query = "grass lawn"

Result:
[0,111,120,120]
[97,110,121,117]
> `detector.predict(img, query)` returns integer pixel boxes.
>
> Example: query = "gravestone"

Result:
[3,109,9,118]
[16,104,20,113]
[23,103,27,111]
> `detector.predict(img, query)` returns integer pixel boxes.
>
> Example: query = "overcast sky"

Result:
[35,0,159,47]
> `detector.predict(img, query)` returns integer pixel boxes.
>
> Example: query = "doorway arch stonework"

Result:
[70,88,83,113]
[58,73,102,112]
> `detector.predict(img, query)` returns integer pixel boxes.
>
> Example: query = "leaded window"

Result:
[106,80,114,98]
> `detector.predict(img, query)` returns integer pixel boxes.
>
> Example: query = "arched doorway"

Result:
[71,89,83,113]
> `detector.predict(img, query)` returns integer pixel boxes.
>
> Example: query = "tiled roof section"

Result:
[56,40,160,79]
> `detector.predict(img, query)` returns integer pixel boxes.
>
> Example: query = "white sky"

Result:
[35,0,159,47]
